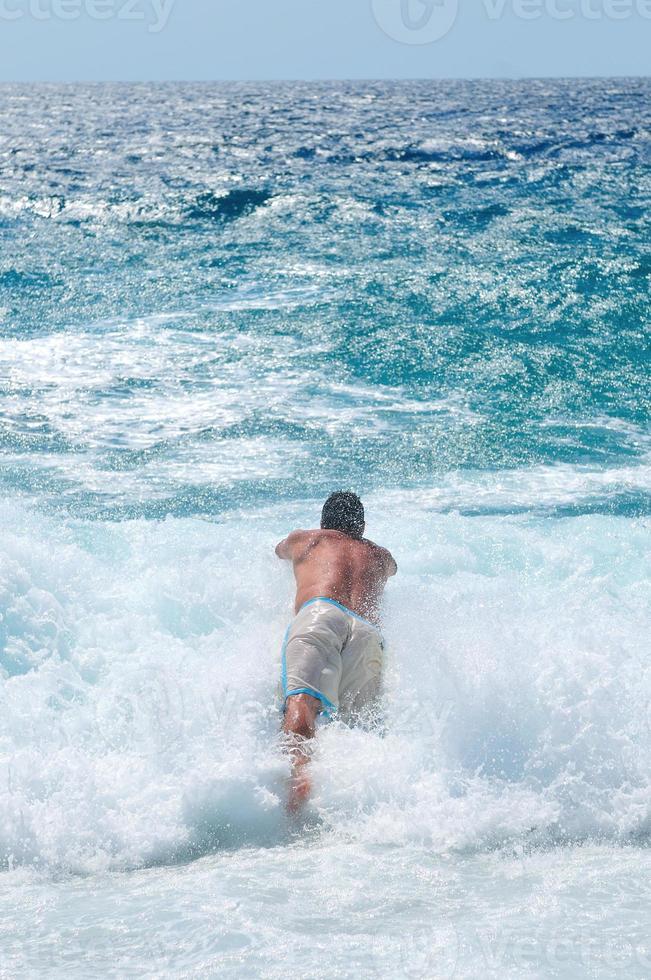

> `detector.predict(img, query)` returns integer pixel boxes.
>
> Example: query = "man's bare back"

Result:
[275,529,397,624]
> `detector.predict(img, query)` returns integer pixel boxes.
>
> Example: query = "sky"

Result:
[0,0,649,81]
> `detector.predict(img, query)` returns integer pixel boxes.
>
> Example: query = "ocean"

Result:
[0,79,649,978]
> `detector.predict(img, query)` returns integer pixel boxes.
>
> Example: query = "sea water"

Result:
[0,80,649,978]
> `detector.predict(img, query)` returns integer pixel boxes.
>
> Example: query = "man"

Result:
[275,491,397,811]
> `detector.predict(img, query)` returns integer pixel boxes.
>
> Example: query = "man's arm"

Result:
[275,529,306,561]
[383,548,398,577]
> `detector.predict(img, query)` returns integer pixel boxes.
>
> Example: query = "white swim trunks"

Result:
[281,597,384,721]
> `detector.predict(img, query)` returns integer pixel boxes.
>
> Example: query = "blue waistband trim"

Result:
[299,596,382,634]
[284,686,335,718]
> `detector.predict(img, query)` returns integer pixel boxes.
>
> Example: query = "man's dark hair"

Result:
[321,491,365,539]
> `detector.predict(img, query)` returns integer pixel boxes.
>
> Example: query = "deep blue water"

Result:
[1,79,649,520]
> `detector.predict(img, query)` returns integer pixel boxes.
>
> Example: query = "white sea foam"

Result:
[0,496,648,877]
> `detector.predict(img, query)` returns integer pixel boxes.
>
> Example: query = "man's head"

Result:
[320,491,365,539]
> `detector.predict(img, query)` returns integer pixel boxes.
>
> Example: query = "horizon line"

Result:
[1,73,649,85]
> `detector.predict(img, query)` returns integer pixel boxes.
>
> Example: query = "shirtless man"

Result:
[275,491,397,810]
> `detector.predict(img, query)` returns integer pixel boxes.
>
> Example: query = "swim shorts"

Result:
[281,597,384,721]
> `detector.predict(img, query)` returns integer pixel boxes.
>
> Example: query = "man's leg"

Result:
[283,693,322,812]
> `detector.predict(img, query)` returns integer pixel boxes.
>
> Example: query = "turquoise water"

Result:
[0,80,650,978]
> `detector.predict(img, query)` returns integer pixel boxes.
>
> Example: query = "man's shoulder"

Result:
[362,538,397,574]
[296,529,368,549]
[360,536,387,554]
[300,528,347,542]
[289,527,328,541]
[288,529,391,553]
[285,528,329,550]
